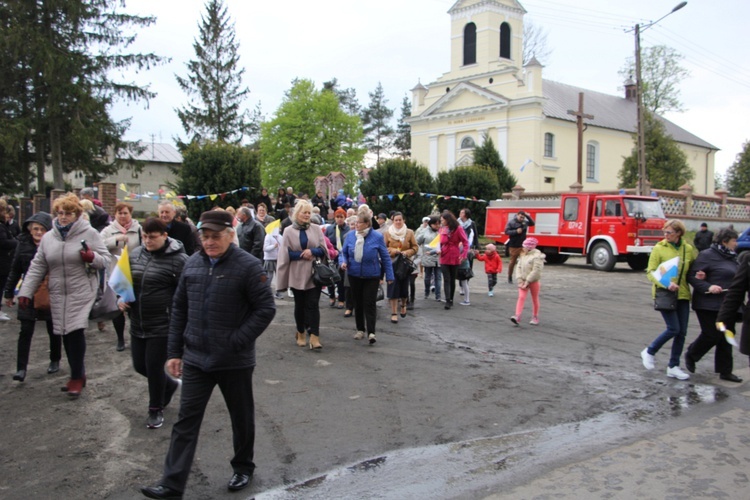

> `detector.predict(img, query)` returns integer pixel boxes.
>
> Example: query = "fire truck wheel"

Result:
[626,253,649,271]
[590,242,616,272]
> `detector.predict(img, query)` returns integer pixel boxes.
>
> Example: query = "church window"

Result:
[460,136,476,149]
[586,141,599,182]
[463,23,477,65]
[544,133,554,158]
[500,22,511,59]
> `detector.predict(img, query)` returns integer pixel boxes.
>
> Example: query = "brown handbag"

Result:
[33,276,51,311]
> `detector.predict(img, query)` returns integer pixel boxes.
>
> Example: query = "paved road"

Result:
[1,257,748,499]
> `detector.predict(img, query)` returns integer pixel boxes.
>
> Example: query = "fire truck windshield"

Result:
[624,199,664,219]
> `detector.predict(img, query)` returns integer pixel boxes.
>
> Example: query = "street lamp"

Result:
[633,1,687,196]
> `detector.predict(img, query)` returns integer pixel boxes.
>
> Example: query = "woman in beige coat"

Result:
[99,202,143,350]
[277,200,329,349]
[510,237,546,327]
[18,193,111,397]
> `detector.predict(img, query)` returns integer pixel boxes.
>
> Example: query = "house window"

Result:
[460,136,475,149]
[544,132,554,158]
[463,23,477,65]
[586,141,599,182]
[124,183,141,202]
[500,22,511,59]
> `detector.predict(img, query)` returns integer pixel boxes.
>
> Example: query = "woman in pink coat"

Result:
[439,210,468,310]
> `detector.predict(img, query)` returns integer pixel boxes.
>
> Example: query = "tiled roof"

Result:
[117,141,183,164]
[542,79,717,150]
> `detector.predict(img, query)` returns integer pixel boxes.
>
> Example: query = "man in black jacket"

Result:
[505,210,535,283]
[237,207,264,259]
[693,223,714,252]
[159,202,196,256]
[141,210,275,499]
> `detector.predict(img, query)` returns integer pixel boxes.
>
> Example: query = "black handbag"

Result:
[312,259,341,287]
[393,254,416,280]
[653,246,684,311]
[376,284,385,302]
[654,287,678,311]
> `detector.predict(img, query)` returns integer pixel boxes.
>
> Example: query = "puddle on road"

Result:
[256,382,734,499]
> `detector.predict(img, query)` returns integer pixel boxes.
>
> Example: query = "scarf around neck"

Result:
[354,227,371,262]
[55,219,74,240]
[388,223,407,242]
[292,220,311,231]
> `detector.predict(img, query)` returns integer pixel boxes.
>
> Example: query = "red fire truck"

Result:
[485,193,667,271]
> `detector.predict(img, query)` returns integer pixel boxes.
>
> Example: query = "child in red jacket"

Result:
[475,244,503,297]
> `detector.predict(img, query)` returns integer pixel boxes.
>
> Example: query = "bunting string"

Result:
[117,184,490,204]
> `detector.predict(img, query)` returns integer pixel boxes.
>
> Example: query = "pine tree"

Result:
[0,0,164,191]
[322,78,361,116]
[619,112,693,190]
[726,141,750,197]
[473,132,516,193]
[361,82,394,165]
[176,0,254,144]
[393,95,412,159]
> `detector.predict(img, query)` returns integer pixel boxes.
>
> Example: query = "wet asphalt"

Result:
[3,256,750,499]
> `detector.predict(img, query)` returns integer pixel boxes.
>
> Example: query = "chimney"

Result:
[624,77,637,101]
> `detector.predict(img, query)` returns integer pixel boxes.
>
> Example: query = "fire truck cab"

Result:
[485,193,666,271]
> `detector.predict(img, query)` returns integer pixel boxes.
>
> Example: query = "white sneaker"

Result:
[488,291,494,297]
[529,316,539,325]
[460,301,470,306]
[0,312,10,321]
[287,289,294,298]
[667,366,690,380]
[354,331,365,340]
[640,348,655,370]
[368,333,376,344]
[459,290,464,295]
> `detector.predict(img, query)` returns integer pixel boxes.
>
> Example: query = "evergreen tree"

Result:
[436,166,500,235]
[0,0,164,191]
[619,112,693,191]
[361,82,394,165]
[726,141,750,197]
[359,158,435,228]
[393,95,412,159]
[261,79,365,195]
[322,78,361,116]
[473,132,516,193]
[175,141,261,219]
[176,0,255,144]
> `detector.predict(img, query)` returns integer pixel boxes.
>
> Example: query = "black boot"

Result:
[13,369,26,382]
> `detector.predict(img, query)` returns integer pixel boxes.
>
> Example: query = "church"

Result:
[408,0,716,194]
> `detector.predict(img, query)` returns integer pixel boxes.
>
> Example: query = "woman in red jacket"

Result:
[439,210,468,309]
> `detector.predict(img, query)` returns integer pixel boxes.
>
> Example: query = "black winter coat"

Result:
[4,234,50,321]
[693,230,714,252]
[128,238,189,339]
[717,251,750,355]
[238,218,264,259]
[0,222,18,276]
[168,244,276,371]
[167,220,196,255]
[504,214,535,248]
[688,245,739,311]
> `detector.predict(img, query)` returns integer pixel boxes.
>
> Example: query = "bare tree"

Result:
[523,20,552,65]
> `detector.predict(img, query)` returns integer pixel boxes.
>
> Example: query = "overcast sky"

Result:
[110,0,750,176]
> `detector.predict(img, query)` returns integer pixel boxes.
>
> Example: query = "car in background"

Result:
[737,227,750,253]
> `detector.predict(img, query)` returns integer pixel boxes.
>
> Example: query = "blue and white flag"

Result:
[651,256,679,287]
[520,158,533,172]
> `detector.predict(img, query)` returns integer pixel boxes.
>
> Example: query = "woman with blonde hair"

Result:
[18,193,110,397]
[339,205,394,343]
[277,199,329,349]
[641,219,698,380]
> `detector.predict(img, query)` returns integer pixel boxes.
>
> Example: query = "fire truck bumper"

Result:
[627,245,653,254]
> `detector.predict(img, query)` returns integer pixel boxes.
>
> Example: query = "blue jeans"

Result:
[424,266,442,299]
[648,299,690,368]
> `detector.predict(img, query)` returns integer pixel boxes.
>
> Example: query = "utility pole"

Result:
[567,92,594,186]
[631,2,688,196]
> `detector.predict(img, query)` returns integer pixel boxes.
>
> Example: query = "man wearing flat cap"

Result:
[142,210,276,499]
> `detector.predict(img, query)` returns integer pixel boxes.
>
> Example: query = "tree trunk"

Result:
[50,119,64,189]
[35,134,46,195]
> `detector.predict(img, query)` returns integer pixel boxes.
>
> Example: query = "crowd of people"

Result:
[18,188,750,498]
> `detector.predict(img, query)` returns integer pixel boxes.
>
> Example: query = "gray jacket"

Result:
[416,226,441,267]
[19,218,110,335]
